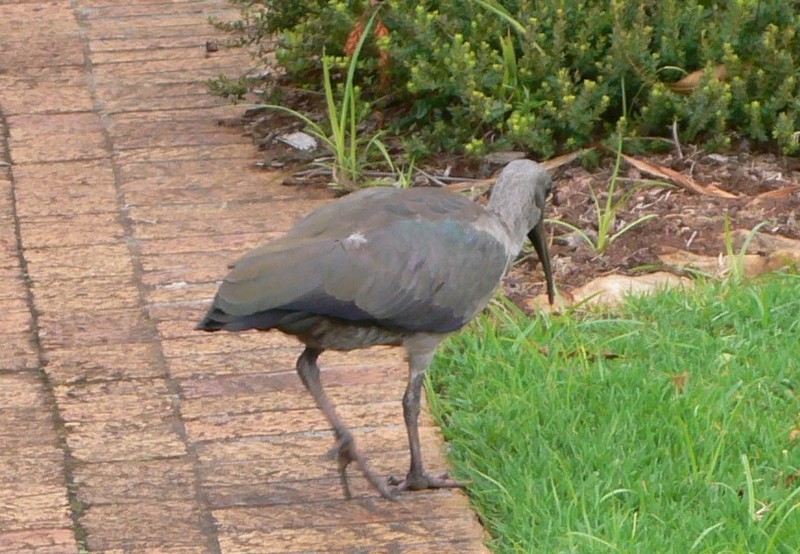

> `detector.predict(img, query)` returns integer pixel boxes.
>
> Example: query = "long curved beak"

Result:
[528,220,555,304]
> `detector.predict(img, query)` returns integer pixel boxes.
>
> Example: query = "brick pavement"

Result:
[0,1,488,552]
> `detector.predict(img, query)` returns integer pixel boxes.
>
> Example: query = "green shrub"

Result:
[212,0,800,156]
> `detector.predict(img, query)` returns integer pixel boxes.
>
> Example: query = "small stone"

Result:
[246,69,272,81]
[707,153,729,163]
[277,131,318,152]
[554,230,593,250]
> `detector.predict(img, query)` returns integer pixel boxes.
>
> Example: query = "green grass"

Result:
[428,273,800,553]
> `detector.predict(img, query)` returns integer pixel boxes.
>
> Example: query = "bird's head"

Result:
[489,159,556,305]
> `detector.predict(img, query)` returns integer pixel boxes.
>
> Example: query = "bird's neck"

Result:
[488,187,537,254]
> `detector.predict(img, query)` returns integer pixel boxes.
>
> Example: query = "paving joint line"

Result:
[0,76,89,553]
[69,1,223,551]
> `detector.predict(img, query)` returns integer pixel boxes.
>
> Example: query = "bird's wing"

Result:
[213,215,510,333]
[287,187,398,238]
[226,187,399,269]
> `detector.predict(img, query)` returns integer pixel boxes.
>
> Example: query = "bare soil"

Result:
[525,149,800,295]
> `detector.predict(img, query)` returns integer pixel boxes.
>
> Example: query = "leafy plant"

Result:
[722,216,770,284]
[256,9,396,190]
[548,121,660,255]
[207,74,249,101]
[212,0,800,156]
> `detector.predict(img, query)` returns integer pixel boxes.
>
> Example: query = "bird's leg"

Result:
[295,347,396,500]
[389,351,463,492]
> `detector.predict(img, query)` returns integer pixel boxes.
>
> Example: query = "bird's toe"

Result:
[386,474,404,487]
[389,470,465,493]
[327,431,397,501]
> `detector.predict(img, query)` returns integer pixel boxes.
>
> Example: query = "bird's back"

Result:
[197,186,513,344]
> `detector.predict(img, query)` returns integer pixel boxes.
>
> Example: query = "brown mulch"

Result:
[535,148,800,293]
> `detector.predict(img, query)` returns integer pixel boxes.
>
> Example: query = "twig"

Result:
[445,178,495,192]
[425,174,481,183]
[291,167,331,178]
[685,230,698,249]
[414,168,447,187]
[671,118,683,159]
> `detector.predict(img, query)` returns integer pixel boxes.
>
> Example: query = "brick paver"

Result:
[1,1,488,552]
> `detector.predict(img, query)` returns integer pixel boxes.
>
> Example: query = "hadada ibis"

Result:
[197,159,555,499]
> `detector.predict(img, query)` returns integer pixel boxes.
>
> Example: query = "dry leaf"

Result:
[536,345,551,357]
[446,177,495,192]
[541,149,588,171]
[448,150,587,192]
[375,18,391,89]
[345,11,391,88]
[790,428,800,442]
[754,503,770,521]
[344,18,365,57]
[670,372,689,394]
[668,64,728,95]
[375,20,389,39]
[751,185,800,203]
[621,154,738,199]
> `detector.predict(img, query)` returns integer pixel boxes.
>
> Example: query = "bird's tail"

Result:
[195,309,226,332]
[195,305,292,332]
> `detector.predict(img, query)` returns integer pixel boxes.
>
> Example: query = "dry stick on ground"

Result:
[671,119,684,159]
[620,154,739,199]
[446,150,587,193]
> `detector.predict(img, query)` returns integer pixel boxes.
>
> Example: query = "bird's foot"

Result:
[387,470,465,492]
[326,431,397,501]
